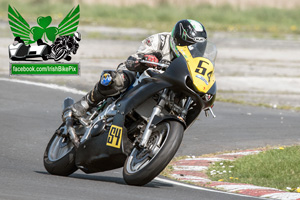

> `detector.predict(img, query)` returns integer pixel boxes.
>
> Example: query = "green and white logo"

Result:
[8,5,80,44]
[188,19,203,32]
[8,5,81,75]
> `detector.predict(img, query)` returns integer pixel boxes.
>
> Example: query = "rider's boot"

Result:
[71,70,135,118]
[71,84,106,118]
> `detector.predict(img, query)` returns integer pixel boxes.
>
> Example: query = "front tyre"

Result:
[123,121,184,186]
[43,128,77,176]
[54,47,67,61]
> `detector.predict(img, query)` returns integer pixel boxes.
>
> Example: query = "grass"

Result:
[216,95,300,111]
[207,146,300,191]
[2,0,300,36]
[85,31,146,41]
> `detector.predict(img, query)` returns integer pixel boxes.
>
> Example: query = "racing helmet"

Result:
[170,19,207,57]
[73,32,81,42]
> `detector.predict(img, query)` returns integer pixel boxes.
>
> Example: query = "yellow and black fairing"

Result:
[75,43,217,173]
[110,42,218,131]
[177,42,217,109]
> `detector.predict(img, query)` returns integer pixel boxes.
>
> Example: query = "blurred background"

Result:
[1,0,300,110]
[1,0,300,35]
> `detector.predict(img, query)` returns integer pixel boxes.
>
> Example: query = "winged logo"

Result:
[8,5,80,45]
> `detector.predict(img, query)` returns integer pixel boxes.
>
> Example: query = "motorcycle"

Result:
[8,41,50,61]
[51,37,79,62]
[43,41,217,186]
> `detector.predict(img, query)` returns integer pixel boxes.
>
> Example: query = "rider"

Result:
[71,19,207,117]
[49,32,81,60]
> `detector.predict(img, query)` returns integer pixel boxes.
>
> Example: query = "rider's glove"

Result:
[126,55,147,72]
[143,54,159,68]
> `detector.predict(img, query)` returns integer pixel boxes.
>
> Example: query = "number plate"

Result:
[106,125,123,148]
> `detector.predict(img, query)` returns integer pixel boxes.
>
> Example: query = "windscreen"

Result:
[188,41,217,65]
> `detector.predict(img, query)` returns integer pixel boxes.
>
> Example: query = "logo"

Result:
[8,5,81,64]
[106,125,123,148]
[100,73,112,86]
[188,19,204,32]
[145,37,153,46]
[196,74,209,85]
[193,37,206,42]
[8,5,80,45]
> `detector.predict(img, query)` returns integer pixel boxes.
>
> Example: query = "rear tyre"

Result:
[43,127,77,176]
[123,120,184,186]
[65,55,72,61]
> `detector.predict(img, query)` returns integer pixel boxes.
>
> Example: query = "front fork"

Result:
[138,90,217,148]
[139,89,168,148]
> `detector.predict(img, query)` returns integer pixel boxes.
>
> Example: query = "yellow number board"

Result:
[106,125,123,148]
[177,45,215,93]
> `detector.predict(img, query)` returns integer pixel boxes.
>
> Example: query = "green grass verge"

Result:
[216,96,300,111]
[207,146,300,191]
[1,0,300,36]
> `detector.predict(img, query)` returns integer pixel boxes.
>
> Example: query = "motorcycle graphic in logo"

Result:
[8,5,81,62]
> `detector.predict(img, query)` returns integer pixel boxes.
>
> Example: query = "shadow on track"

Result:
[35,171,172,188]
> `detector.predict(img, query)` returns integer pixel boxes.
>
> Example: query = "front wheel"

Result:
[43,126,77,176]
[54,47,67,61]
[123,121,184,186]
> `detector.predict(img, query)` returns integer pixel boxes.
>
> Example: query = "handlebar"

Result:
[139,60,169,69]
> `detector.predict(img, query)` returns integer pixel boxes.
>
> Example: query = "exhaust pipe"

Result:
[62,97,80,148]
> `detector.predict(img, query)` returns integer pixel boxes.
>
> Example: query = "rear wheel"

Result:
[123,120,184,186]
[65,55,72,61]
[43,126,77,176]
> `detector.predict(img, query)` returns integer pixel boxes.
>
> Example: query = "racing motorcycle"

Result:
[51,36,79,61]
[43,41,217,186]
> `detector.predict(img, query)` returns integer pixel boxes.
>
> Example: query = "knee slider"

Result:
[98,70,128,96]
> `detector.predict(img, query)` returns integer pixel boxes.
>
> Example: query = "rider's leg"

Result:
[71,70,135,118]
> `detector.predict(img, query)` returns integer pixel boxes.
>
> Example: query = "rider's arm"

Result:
[126,34,162,72]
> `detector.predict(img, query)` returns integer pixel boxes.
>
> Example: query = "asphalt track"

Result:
[1,78,299,200]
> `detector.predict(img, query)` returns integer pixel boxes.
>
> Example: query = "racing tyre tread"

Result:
[43,132,77,176]
[123,120,184,186]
